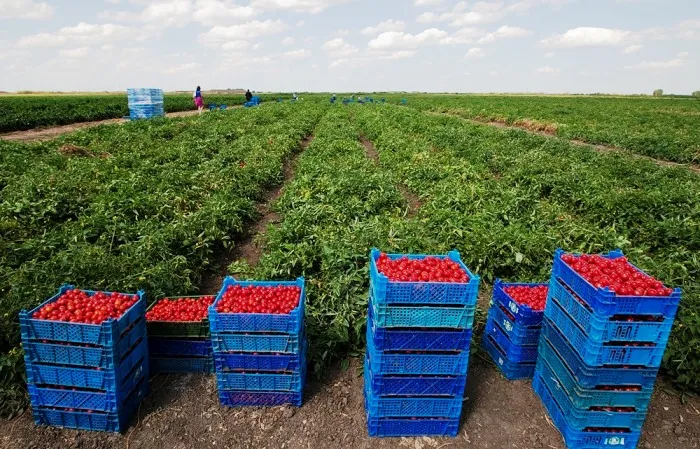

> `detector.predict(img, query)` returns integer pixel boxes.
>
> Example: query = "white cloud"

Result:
[60,47,89,58]
[537,65,560,74]
[361,19,406,36]
[439,27,481,45]
[465,47,485,58]
[101,44,115,51]
[16,23,142,48]
[677,51,689,57]
[0,0,53,19]
[417,0,555,27]
[193,1,258,26]
[383,50,416,60]
[322,37,358,56]
[163,62,202,74]
[334,28,350,36]
[221,40,250,51]
[478,25,532,44]
[330,58,348,68]
[414,0,442,5]
[105,0,120,4]
[250,0,350,14]
[624,59,684,70]
[282,36,295,46]
[284,48,311,58]
[368,29,448,51]
[252,42,263,51]
[199,20,288,45]
[541,27,632,48]
[140,0,193,27]
[622,44,643,54]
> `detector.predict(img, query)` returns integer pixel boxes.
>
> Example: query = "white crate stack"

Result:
[127,88,164,120]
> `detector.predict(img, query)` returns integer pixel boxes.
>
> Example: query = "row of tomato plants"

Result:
[353,104,699,392]
[0,102,324,416]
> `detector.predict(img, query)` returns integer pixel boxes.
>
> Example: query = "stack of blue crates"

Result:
[365,249,480,438]
[127,88,164,119]
[20,285,149,432]
[209,277,306,407]
[244,96,261,108]
[147,296,214,374]
[534,249,681,449]
[482,279,546,380]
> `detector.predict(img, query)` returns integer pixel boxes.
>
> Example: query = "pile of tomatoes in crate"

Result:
[33,290,137,324]
[146,296,215,322]
[216,285,300,314]
[561,254,673,297]
[376,253,469,283]
[503,285,549,311]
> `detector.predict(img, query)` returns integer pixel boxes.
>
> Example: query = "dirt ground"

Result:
[0,110,205,143]
[1,357,697,449]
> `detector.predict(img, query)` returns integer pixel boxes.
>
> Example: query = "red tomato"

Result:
[145,296,215,322]
[503,285,548,311]
[215,285,301,315]
[376,253,469,283]
[34,290,139,324]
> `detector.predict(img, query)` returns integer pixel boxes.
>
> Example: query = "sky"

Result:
[0,0,699,94]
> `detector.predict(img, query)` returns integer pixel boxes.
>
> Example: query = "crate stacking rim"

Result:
[364,355,468,398]
[146,295,212,338]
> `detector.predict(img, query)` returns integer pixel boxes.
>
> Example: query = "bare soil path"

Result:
[0,109,228,143]
[1,357,697,449]
[432,112,700,174]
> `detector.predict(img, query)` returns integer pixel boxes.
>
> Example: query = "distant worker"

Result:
[245,89,253,102]
[292,92,298,101]
[193,86,204,114]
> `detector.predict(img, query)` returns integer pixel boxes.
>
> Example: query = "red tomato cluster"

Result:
[146,296,215,322]
[503,285,548,311]
[33,290,138,324]
[376,253,469,283]
[216,285,300,314]
[561,253,673,297]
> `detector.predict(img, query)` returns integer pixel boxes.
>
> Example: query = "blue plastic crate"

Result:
[211,330,303,354]
[28,365,145,412]
[371,299,475,329]
[481,334,535,380]
[485,317,538,363]
[546,297,667,367]
[534,373,642,449]
[366,326,470,376]
[487,303,542,346]
[492,279,546,326]
[25,339,148,390]
[219,390,303,407]
[549,276,675,343]
[365,356,467,397]
[216,360,305,392]
[538,336,653,410]
[363,370,463,418]
[369,248,480,305]
[214,341,304,372]
[367,415,460,438]
[209,277,305,334]
[150,357,213,374]
[540,321,659,389]
[552,249,681,317]
[148,338,212,357]
[19,285,146,346]
[24,319,146,369]
[32,377,148,433]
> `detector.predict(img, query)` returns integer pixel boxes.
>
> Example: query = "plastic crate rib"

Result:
[371,299,475,329]
[369,248,480,305]
[148,338,212,357]
[366,415,460,438]
[487,303,542,346]
[211,330,303,354]
[485,317,538,363]
[481,334,535,380]
[551,249,681,317]
[150,356,214,374]
[215,345,306,392]
[365,356,467,397]
[492,279,546,326]
[219,390,303,407]
[209,277,305,334]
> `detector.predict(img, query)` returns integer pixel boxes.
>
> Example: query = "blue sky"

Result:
[1,0,699,94]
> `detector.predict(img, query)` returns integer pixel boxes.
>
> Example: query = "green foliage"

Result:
[653,89,664,96]
[693,91,700,98]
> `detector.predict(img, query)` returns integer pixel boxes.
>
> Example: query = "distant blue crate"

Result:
[219,390,303,407]
[150,356,213,374]
[363,370,463,419]
[369,248,480,305]
[371,299,475,329]
[25,339,148,391]
[209,277,305,335]
[32,378,148,433]
[492,279,546,326]
[540,321,659,390]
[216,360,305,392]
[366,326,469,376]
[487,303,541,346]
[211,331,303,354]
[19,284,146,346]
[534,373,642,449]
[552,249,681,317]
[148,338,212,357]
[546,297,667,368]
[367,415,460,438]
[481,334,535,380]
[28,364,146,412]
[537,342,652,412]
[24,319,146,369]
[549,276,674,343]
[365,355,467,397]
[485,317,538,363]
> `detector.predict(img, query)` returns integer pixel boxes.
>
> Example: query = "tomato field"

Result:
[0,95,698,420]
